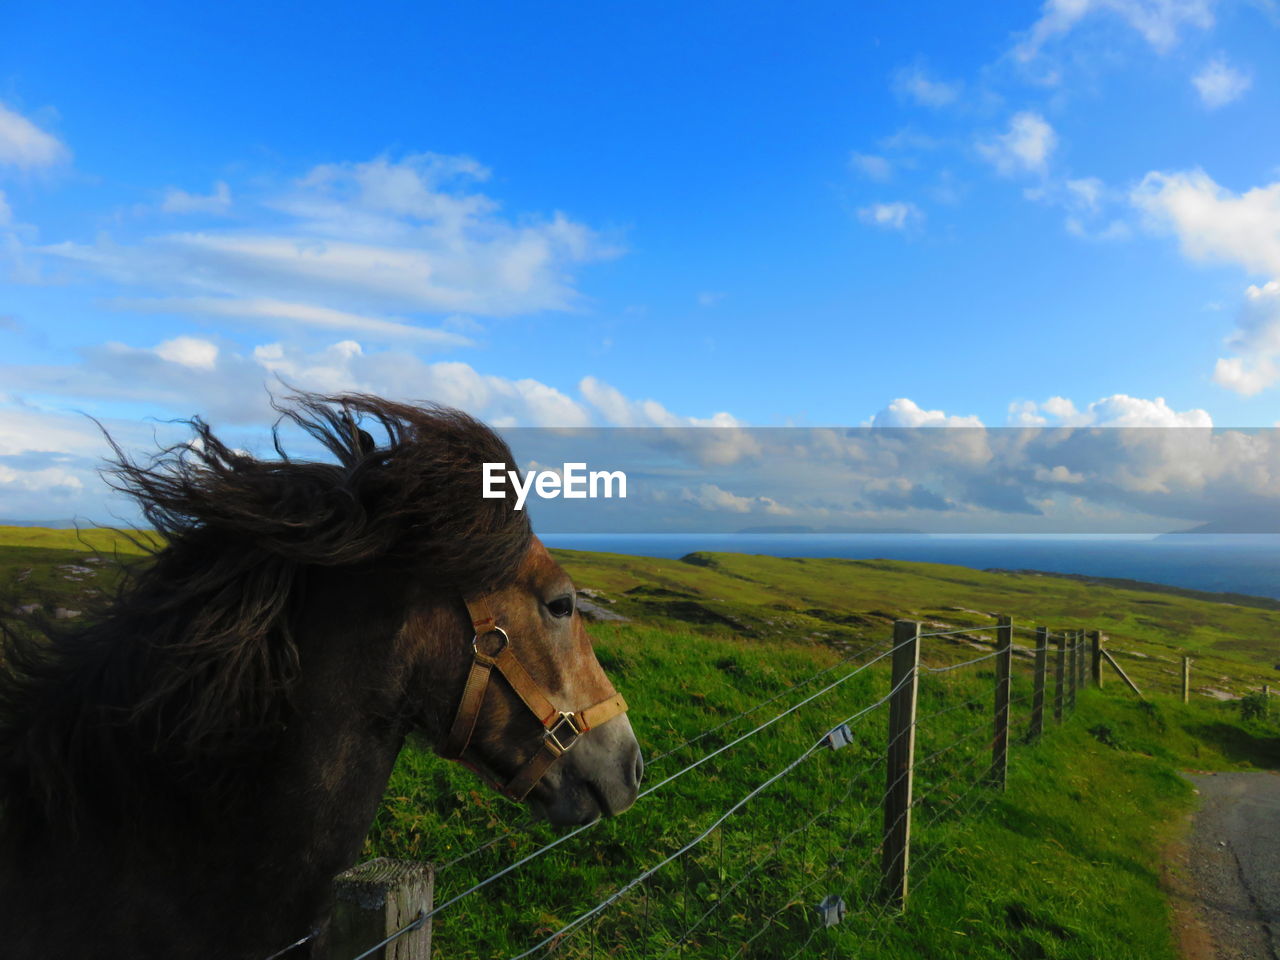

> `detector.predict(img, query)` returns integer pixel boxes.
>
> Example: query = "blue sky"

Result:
[2,0,1279,523]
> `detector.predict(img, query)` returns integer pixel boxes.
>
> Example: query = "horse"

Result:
[0,393,642,959]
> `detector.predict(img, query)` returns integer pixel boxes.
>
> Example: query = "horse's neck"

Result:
[175,610,413,952]
[0,692,409,960]
[2,572,419,959]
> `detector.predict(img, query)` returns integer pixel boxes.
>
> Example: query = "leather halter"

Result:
[440,596,628,801]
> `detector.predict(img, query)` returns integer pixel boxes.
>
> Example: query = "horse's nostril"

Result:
[632,751,645,787]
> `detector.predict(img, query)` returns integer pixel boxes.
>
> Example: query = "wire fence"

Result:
[320,616,1123,960]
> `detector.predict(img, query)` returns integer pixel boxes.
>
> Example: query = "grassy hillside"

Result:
[366,613,1277,960]
[552,548,1280,701]
[3,527,1278,957]
[5,525,1275,693]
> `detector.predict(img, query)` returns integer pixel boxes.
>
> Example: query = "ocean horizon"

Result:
[540,533,1280,602]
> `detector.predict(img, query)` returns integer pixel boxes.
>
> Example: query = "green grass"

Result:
[3,528,1278,958]
[0,524,158,554]
[360,615,1276,960]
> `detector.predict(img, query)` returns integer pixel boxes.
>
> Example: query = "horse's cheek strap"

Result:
[489,645,560,728]
[442,658,493,759]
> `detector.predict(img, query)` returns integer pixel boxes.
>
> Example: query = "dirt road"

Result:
[1171,772,1280,960]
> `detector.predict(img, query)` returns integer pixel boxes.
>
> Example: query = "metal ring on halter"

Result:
[472,626,510,661]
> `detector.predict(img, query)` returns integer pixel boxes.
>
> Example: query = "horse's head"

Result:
[409,538,642,826]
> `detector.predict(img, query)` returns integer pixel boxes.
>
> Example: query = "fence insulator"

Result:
[824,723,854,751]
[817,895,847,927]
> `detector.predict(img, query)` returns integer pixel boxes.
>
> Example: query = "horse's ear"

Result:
[356,428,377,457]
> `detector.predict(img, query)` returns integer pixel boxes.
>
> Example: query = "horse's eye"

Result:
[546,595,574,619]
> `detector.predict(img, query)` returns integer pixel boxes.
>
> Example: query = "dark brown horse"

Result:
[0,393,641,959]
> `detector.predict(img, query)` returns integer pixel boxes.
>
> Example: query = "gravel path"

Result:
[1174,772,1280,960]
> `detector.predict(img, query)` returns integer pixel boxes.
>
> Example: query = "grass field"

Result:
[3,526,1278,958]
[366,623,1277,960]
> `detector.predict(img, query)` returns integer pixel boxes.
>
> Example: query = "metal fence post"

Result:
[328,859,434,960]
[989,616,1013,789]
[880,620,921,911]
[1054,632,1066,723]
[1029,626,1048,742]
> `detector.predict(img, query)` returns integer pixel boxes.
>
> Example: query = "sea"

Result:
[539,534,1280,602]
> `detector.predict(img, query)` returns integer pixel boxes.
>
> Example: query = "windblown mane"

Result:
[0,393,531,834]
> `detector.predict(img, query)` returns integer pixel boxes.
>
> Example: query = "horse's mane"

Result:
[0,392,532,833]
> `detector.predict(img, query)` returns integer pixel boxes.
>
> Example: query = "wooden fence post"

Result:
[880,620,921,911]
[1068,631,1078,712]
[1054,632,1066,723]
[1091,631,1103,689]
[1029,626,1048,742]
[989,616,1013,789]
[1100,649,1145,699]
[1182,657,1192,704]
[328,859,434,960]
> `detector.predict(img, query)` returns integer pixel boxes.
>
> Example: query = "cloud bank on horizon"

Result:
[1,0,1278,526]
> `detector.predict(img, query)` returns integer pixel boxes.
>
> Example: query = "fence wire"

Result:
[408,617,1099,960]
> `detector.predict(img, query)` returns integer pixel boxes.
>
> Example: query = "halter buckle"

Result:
[545,711,584,756]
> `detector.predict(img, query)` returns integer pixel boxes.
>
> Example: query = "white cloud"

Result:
[153,335,218,370]
[1132,169,1280,392]
[1013,393,1213,426]
[37,153,621,324]
[1035,464,1086,483]
[1132,170,1280,276]
[892,64,961,107]
[977,112,1057,176]
[3,340,744,438]
[1213,355,1277,395]
[1066,177,1103,212]
[0,406,120,458]
[0,463,83,493]
[850,152,893,181]
[1213,280,1280,394]
[1014,0,1217,62]
[161,181,232,215]
[3,336,596,428]
[1192,57,1252,108]
[680,483,793,515]
[1008,400,1047,426]
[682,483,754,513]
[578,375,743,429]
[857,202,924,231]
[577,375,756,467]
[871,398,984,428]
[0,190,11,226]
[1030,177,1133,240]
[115,296,472,346]
[862,401,996,472]
[0,103,70,170]
[696,291,725,307]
